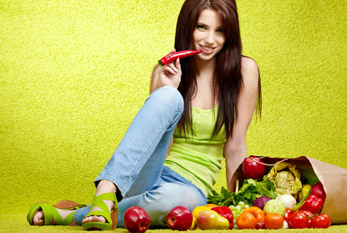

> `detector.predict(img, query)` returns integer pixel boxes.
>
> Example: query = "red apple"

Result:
[123,206,151,233]
[242,156,265,180]
[165,206,193,231]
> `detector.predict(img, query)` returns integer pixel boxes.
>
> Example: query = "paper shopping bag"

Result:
[229,155,347,224]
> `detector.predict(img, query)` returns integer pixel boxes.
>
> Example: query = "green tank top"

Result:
[164,105,226,196]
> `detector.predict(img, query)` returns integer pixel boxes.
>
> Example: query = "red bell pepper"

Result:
[299,194,324,214]
[158,50,202,67]
[311,182,326,201]
[211,206,234,229]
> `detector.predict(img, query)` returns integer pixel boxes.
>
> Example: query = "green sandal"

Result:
[82,193,119,231]
[27,200,87,225]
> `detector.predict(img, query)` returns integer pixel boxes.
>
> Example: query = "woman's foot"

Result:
[27,200,87,226]
[82,180,117,225]
[32,209,78,226]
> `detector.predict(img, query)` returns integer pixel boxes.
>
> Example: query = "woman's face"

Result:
[193,8,226,61]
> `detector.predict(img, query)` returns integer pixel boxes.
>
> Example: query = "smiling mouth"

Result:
[200,45,215,53]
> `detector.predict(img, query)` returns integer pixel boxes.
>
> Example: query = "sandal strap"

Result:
[27,202,83,225]
[85,193,118,224]
[63,211,76,225]
[40,204,59,225]
[27,202,45,225]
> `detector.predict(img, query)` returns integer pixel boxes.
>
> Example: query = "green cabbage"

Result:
[266,162,302,197]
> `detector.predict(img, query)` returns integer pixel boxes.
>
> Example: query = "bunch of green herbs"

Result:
[207,179,278,207]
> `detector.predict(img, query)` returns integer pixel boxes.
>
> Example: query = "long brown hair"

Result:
[175,0,261,139]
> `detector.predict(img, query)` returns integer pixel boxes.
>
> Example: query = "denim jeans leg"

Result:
[124,123,175,197]
[116,168,207,227]
[74,205,91,226]
[74,180,207,227]
[94,86,184,198]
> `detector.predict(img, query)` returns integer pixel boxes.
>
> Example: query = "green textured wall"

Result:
[1,0,346,218]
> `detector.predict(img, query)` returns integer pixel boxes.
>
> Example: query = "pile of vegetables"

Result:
[207,156,331,229]
[208,179,277,208]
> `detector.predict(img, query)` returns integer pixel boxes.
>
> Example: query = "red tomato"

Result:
[284,208,294,222]
[297,211,313,228]
[300,210,313,218]
[311,214,331,229]
[288,212,309,229]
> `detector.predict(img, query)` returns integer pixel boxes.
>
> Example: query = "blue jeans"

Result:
[74,86,207,227]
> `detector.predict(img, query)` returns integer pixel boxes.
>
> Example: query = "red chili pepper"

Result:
[299,194,324,214]
[158,50,202,67]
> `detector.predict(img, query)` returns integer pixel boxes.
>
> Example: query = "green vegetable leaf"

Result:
[207,179,278,206]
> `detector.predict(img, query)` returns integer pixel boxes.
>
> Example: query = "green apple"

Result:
[263,200,286,216]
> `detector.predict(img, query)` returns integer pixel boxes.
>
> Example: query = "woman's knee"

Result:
[149,86,184,113]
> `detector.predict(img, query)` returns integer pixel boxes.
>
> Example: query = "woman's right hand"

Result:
[158,49,182,89]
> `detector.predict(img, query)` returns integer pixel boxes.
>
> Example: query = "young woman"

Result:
[27,0,261,230]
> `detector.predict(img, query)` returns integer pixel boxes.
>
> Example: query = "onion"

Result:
[253,196,273,209]
[276,194,296,209]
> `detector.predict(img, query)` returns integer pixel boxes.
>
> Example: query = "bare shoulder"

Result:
[241,56,259,87]
[241,56,259,77]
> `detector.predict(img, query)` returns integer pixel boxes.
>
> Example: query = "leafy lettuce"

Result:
[207,179,278,207]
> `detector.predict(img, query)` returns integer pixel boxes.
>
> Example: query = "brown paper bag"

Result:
[230,155,347,224]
